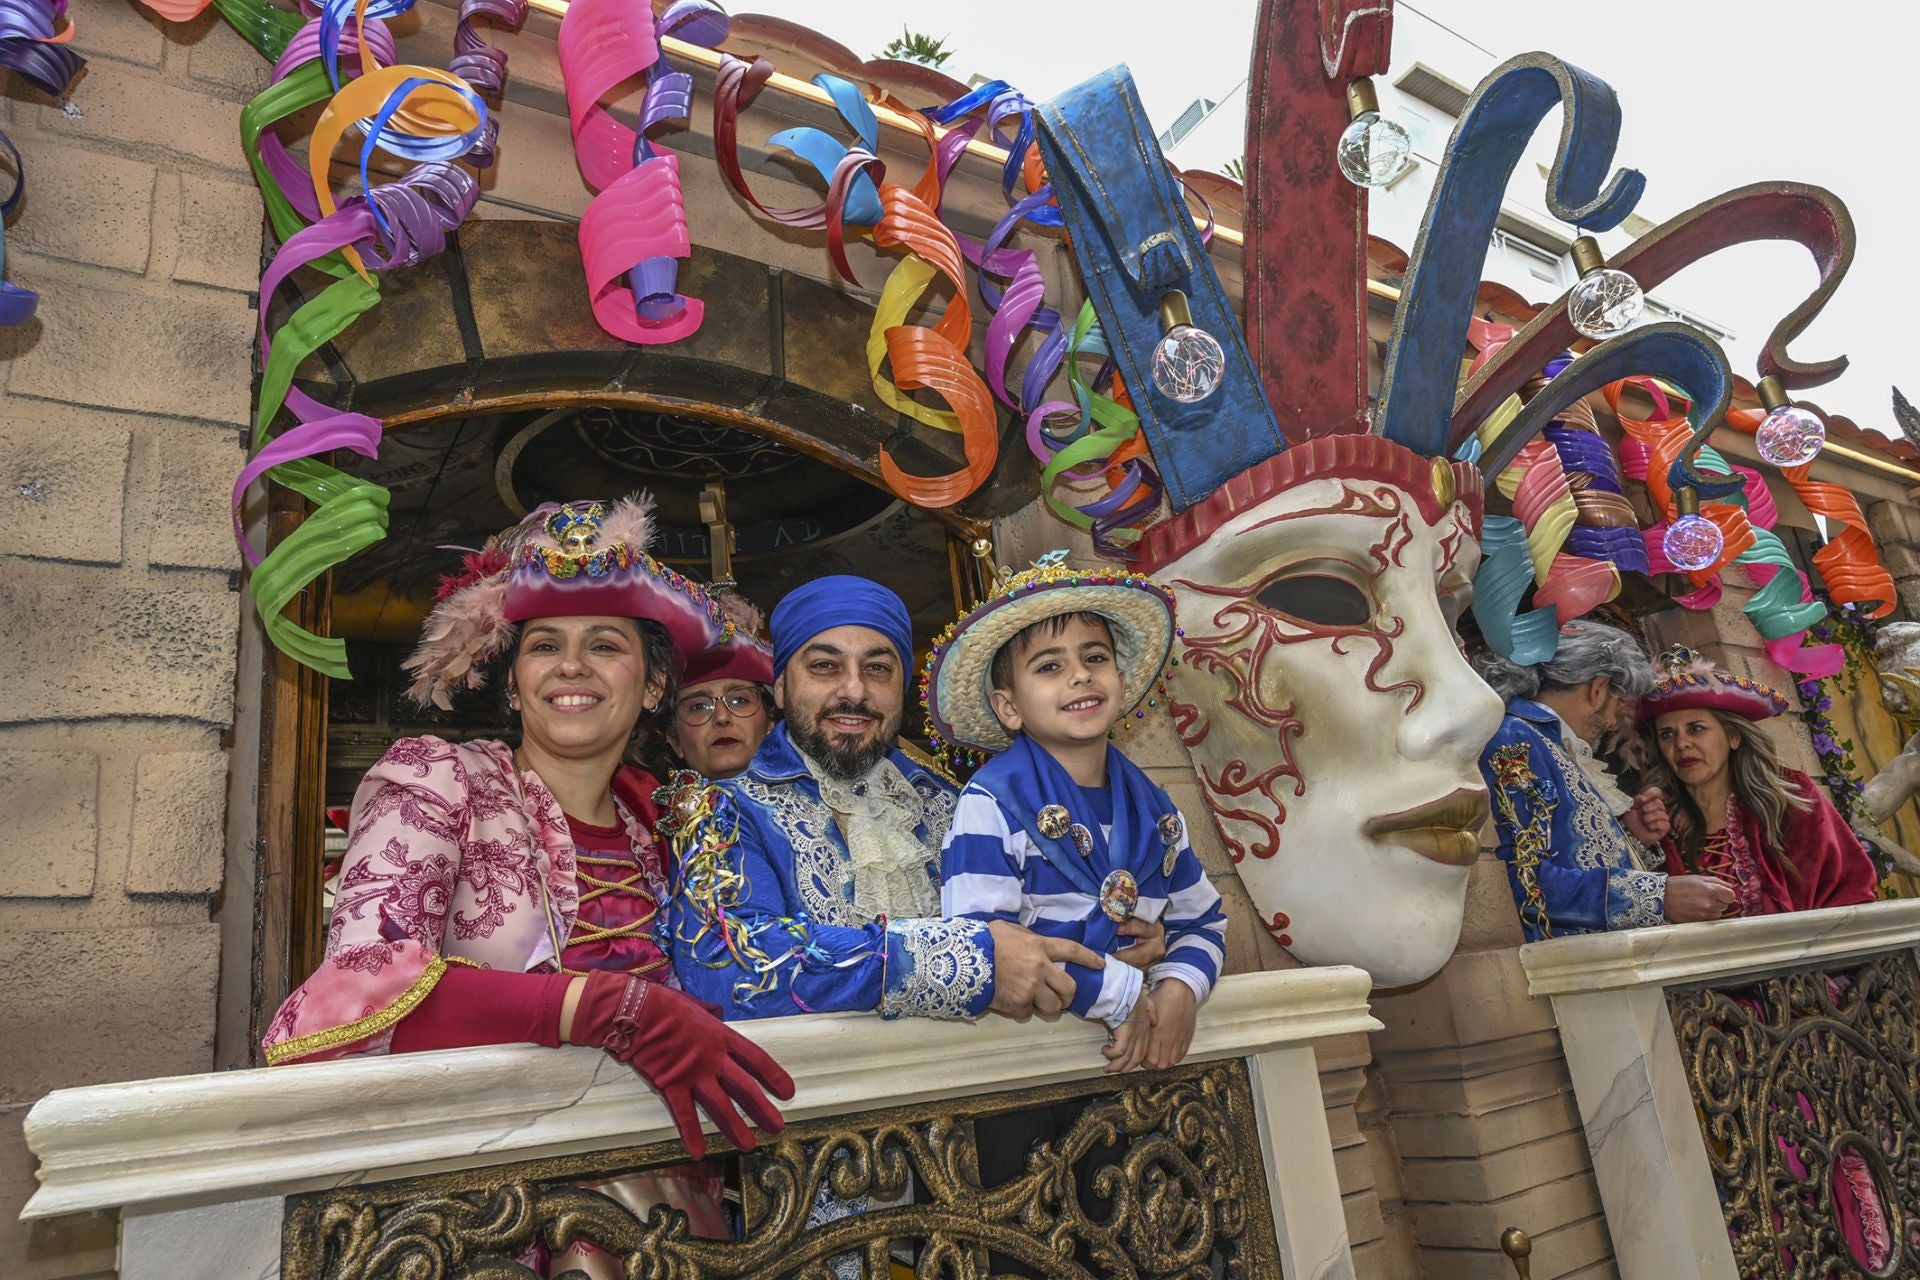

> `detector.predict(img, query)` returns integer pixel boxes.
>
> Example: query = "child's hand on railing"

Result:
[1101,998,1159,1074]
[1140,979,1198,1070]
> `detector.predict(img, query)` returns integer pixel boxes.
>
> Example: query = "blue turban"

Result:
[770,576,914,680]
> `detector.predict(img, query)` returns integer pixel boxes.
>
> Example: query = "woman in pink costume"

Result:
[263,496,793,1272]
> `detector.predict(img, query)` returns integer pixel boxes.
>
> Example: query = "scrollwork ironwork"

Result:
[282,1059,1279,1280]
[1668,951,1920,1278]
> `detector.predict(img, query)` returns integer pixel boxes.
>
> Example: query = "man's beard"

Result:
[789,697,901,781]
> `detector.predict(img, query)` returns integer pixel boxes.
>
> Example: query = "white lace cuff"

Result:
[878,918,994,1020]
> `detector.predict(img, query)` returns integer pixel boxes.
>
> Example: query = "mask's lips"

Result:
[1364,787,1489,866]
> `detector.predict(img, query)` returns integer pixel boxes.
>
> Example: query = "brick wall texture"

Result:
[0,8,258,1274]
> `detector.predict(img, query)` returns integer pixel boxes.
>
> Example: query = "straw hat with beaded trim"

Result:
[924,551,1178,755]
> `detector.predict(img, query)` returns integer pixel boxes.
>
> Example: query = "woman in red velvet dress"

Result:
[1642,647,1887,1274]
[1641,648,1876,917]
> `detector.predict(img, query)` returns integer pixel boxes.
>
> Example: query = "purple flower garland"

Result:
[1794,602,1878,836]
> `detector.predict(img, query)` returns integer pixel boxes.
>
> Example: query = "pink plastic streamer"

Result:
[558,0,725,344]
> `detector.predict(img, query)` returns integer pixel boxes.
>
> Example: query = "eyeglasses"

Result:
[675,690,765,726]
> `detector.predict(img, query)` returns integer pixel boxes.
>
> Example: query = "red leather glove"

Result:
[570,971,795,1160]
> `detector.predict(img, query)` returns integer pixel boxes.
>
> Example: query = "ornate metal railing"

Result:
[285,1059,1276,1280]
[1521,898,1920,1280]
[22,968,1375,1280]
[1668,951,1920,1279]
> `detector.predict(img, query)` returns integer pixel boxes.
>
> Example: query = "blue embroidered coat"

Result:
[666,722,995,1021]
[1479,699,1666,941]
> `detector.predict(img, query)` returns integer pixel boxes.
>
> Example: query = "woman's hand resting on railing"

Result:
[564,970,796,1160]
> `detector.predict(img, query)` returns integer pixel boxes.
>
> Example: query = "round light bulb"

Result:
[1337,110,1413,188]
[1567,266,1645,339]
[1755,403,1826,466]
[1663,513,1724,572]
[1150,324,1226,403]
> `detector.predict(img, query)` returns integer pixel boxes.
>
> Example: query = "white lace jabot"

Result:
[797,746,940,922]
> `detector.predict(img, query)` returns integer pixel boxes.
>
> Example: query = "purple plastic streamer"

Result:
[449,0,526,167]
[1543,425,1625,494]
[0,0,84,98]
[243,163,479,565]
[618,0,727,326]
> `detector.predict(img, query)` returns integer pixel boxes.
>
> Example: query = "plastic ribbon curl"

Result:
[0,0,84,325]
[0,0,81,98]
[1723,404,1897,620]
[0,131,32,327]
[130,0,512,675]
[712,61,999,508]
[1607,378,1842,675]
[559,0,726,345]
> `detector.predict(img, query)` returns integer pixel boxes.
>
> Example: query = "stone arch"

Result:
[291,219,1034,519]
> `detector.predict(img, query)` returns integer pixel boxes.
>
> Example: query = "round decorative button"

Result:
[1100,869,1139,922]
[1037,804,1071,840]
[1070,823,1095,858]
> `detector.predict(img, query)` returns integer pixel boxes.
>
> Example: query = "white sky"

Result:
[742,0,1919,437]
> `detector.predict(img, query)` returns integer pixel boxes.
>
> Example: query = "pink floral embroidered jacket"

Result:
[263,736,664,1064]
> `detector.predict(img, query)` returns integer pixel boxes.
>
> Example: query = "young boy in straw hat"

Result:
[925,552,1227,1072]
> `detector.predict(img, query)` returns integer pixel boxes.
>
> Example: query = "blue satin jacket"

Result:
[1478,699,1666,941]
[666,722,995,1021]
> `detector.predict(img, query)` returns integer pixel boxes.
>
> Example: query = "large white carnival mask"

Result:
[1144,438,1503,988]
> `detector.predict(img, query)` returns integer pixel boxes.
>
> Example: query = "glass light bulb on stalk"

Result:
[1754,374,1826,466]
[1566,235,1644,339]
[1663,486,1724,572]
[1150,290,1225,403]
[1337,79,1412,188]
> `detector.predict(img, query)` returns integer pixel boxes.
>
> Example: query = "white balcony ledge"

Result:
[1519,897,1920,997]
[24,966,1378,1280]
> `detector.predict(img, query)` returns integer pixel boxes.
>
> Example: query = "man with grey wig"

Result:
[1474,619,1735,939]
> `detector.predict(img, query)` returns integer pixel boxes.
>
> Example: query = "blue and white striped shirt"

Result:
[939,780,1228,1028]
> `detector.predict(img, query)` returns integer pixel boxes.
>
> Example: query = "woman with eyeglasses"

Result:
[668,592,778,780]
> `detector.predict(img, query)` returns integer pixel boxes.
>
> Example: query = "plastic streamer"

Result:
[0,0,81,96]
[1472,514,1560,664]
[131,0,513,676]
[711,60,998,508]
[928,82,1165,547]
[0,0,84,324]
[1462,322,1628,655]
[1722,406,1898,621]
[0,131,31,327]
[559,0,726,345]
[1606,378,1841,674]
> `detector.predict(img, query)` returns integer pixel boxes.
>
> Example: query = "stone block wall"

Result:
[1368,863,1619,1279]
[0,8,261,1274]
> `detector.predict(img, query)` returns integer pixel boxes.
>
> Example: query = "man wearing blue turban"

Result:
[666,575,1111,1025]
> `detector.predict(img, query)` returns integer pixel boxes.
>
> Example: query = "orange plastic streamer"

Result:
[870,184,998,507]
[1724,407,1897,616]
[1602,379,1753,582]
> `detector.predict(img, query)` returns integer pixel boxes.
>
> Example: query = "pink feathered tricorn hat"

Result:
[1639,646,1791,725]
[403,495,735,710]
[680,590,775,689]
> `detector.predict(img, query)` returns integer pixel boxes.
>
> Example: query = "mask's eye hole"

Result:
[1256,573,1372,627]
